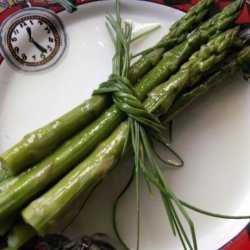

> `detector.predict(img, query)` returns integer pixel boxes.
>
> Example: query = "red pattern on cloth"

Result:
[220,224,250,250]
[149,0,250,24]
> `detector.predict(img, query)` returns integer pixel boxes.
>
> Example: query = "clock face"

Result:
[0,8,66,72]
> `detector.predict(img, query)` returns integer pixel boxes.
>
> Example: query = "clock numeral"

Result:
[40,53,45,59]
[22,53,27,60]
[32,55,36,61]
[13,29,19,35]
[20,22,27,28]
[48,37,54,43]
[14,47,19,53]
[29,20,34,25]
[47,45,53,52]
[11,37,17,42]
[44,27,51,34]
[38,20,43,25]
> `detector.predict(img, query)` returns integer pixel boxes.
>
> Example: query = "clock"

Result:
[0,7,67,72]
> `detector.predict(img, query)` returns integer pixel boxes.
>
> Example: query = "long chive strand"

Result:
[112,169,135,250]
[181,200,250,219]
[168,200,194,250]
[135,153,140,250]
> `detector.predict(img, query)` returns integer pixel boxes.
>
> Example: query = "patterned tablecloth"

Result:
[0,0,249,249]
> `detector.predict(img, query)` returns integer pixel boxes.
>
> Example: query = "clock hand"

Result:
[26,27,47,54]
[26,27,32,41]
[32,40,48,54]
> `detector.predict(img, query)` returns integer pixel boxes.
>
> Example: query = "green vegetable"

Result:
[0,0,214,177]
[147,27,240,116]
[7,222,36,250]
[0,171,28,193]
[133,0,245,99]
[0,27,238,225]
[0,215,19,236]
[56,0,77,13]
[0,96,111,176]
[22,28,238,237]
[0,168,7,182]
[23,122,128,236]
[128,0,215,83]
[165,46,250,122]
[0,0,242,178]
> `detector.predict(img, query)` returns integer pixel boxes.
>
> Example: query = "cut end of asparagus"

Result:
[22,209,50,237]
[0,158,19,179]
[0,158,9,178]
[7,222,36,250]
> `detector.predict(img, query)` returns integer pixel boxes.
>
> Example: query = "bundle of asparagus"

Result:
[0,0,249,249]
[0,0,214,177]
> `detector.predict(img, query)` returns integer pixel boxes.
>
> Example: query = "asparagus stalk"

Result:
[164,46,250,122]
[0,96,111,176]
[145,30,241,115]
[21,28,238,236]
[56,0,77,13]
[0,168,7,182]
[0,172,25,193]
[128,0,215,83]
[7,222,36,250]
[0,0,212,177]
[133,0,245,98]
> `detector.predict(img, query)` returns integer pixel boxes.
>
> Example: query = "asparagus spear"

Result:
[0,0,212,177]
[0,96,111,176]
[0,168,7,182]
[0,171,28,193]
[7,222,36,250]
[128,0,214,83]
[56,0,77,13]
[145,30,241,115]
[133,0,245,98]
[21,28,238,236]
[164,46,250,121]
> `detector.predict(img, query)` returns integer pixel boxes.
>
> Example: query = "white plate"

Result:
[0,1,249,249]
